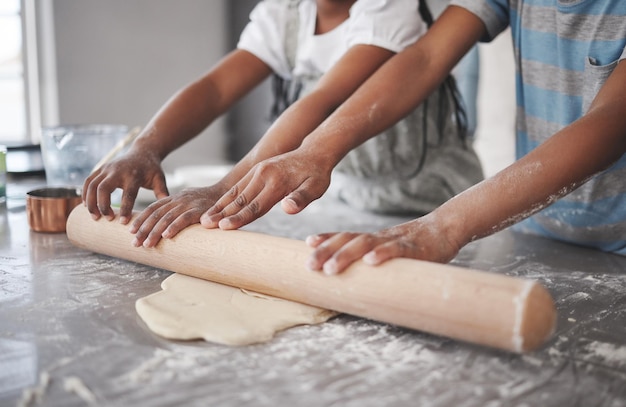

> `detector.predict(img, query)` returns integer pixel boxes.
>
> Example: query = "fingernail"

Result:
[201,219,218,229]
[206,214,221,225]
[91,213,99,220]
[142,240,151,248]
[283,197,297,208]
[119,216,129,224]
[162,229,171,239]
[363,251,377,265]
[131,237,140,247]
[218,218,232,229]
[323,260,338,276]
[305,235,318,246]
[306,258,319,271]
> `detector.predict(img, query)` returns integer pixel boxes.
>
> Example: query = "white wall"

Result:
[473,29,517,178]
[427,0,517,179]
[50,0,228,172]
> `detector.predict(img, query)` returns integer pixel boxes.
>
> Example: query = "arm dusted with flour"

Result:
[306,6,626,273]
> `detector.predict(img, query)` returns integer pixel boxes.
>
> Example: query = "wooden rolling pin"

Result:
[66,205,556,353]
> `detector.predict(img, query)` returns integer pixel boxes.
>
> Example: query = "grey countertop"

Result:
[1,175,626,407]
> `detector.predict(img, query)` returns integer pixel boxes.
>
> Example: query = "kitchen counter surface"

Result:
[1,176,625,407]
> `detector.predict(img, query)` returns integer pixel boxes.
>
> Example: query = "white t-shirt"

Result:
[237,0,425,80]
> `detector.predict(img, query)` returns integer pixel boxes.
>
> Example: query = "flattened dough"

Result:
[136,273,337,346]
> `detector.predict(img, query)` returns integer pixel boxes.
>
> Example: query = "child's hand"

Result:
[83,149,168,224]
[129,185,228,248]
[201,150,332,230]
[305,215,461,275]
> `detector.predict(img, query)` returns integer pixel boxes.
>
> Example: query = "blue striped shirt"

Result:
[451,0,626,255]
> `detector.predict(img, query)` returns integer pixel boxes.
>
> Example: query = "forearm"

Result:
[249,92,336,161]
[215,92,336,194]
[300,6,484,164]
[132,50,272,162]
[436,95,626,249]
[131,77,226,161]
[237,43,399,183]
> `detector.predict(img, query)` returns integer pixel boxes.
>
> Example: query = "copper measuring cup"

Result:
[26,187,82,233]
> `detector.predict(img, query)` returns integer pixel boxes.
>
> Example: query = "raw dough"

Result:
[136,273,337,346]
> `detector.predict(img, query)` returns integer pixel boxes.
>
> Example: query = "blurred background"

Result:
[0,0,515,177]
